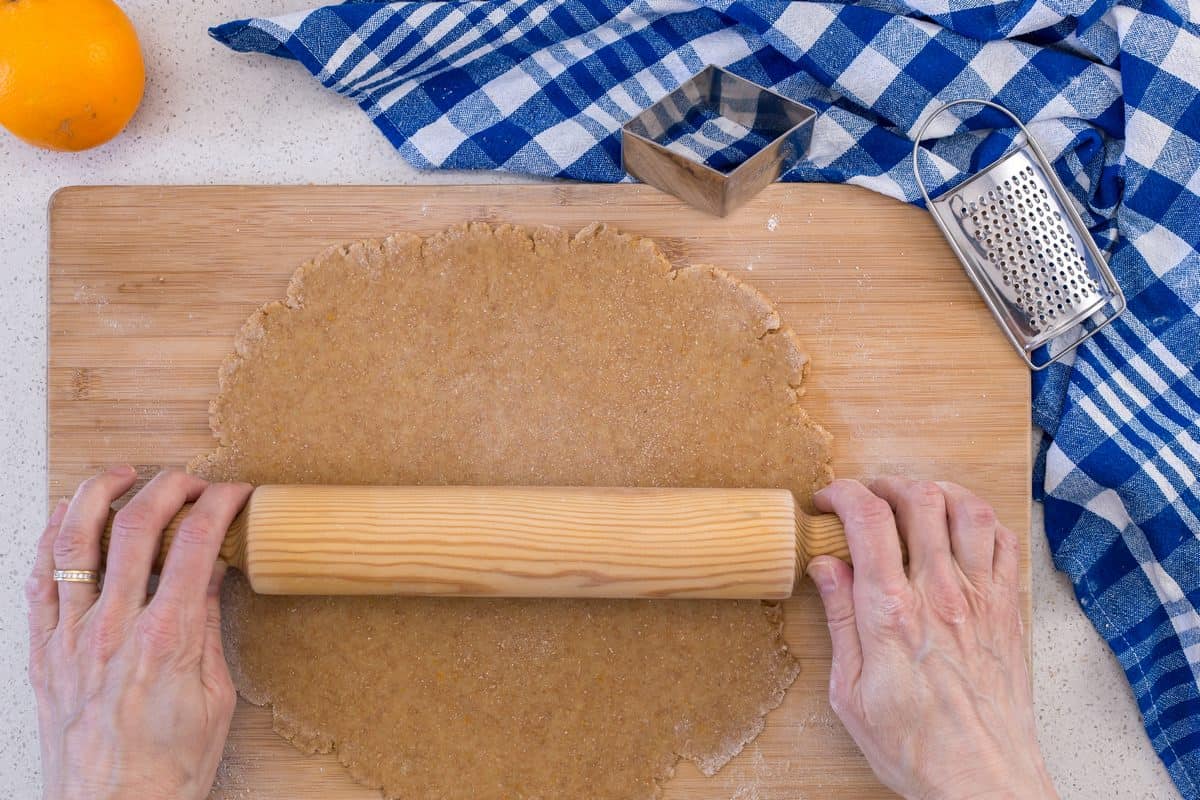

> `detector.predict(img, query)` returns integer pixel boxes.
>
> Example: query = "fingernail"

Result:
[808,560,837,594]
[49,498,69,525]
[111,464,136,477]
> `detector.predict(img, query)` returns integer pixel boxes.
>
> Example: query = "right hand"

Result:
[807,477,1057,800]
[27,466,252,800]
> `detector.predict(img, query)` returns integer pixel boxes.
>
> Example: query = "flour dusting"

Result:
[74,283,109,307]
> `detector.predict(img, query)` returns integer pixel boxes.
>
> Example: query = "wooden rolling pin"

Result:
[101,485,849,600]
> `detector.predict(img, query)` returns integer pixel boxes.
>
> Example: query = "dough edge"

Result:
[197,221,832,798]
[190,221,833,490]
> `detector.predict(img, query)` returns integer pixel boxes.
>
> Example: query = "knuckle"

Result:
[826,610,855,634]
[907,480,945,511]
[848,497,894,531]
[174,513,216,547]
[52,523,91,562]
[870,586,914,633]
[924,578,969,625]
[963,498,996,529]
[136,604,184,652]
[995,525,1018,551]
[24,575,53,607]
[86,614,129,662]
[137,607,180,653]
[825,602,857,635]
[111,506,151,541]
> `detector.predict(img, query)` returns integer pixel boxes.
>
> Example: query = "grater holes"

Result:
[954,162,1112,337]
[972,182,1083,324]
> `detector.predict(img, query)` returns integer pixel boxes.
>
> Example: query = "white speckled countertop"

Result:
[0,1,1179,796]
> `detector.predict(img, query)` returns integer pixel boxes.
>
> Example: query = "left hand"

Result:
[26,466,252,800]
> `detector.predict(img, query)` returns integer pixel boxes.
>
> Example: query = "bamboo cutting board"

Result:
[48,184,1030,800]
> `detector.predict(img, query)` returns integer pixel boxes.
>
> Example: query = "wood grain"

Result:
[796,509,854,567]
[48,183,1030,800]
[100,484,854,597]
[106,485,813,599]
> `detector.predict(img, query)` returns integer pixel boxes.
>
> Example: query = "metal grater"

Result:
[912,99,1126,370]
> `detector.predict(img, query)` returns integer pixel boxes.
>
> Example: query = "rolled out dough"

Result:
[195,223,833,799]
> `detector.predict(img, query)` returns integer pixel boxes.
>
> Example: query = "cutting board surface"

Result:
[48,184,1030,800]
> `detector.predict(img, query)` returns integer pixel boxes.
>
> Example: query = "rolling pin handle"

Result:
[794,504,851,576]
[101,500,249,574]
[101,486,861,599]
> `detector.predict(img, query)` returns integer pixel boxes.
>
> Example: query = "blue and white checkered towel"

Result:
[212,1,1200,794]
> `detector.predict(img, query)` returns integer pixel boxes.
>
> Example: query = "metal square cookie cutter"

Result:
[621,65,816,217]
[912,99,1125,370]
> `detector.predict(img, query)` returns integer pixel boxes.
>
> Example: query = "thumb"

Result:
[807,556,863,714]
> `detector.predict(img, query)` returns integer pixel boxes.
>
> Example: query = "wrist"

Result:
[48,776,196,800]
[916,770,1058,800]
[51,788,185,800]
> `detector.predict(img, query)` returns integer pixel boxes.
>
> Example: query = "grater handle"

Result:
[911,99,1127,370]
[911,99,1035,207]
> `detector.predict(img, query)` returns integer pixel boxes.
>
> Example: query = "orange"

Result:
[0,0,145,151]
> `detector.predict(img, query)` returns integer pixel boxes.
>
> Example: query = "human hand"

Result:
[26,466,253,800]
[807,477,1056,800]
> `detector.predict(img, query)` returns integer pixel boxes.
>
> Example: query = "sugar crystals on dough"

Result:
[196,223,833,800]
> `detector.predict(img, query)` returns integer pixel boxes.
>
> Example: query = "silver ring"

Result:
[53,569,100,584]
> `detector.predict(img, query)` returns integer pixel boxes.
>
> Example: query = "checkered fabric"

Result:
[212,0,1200,794]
